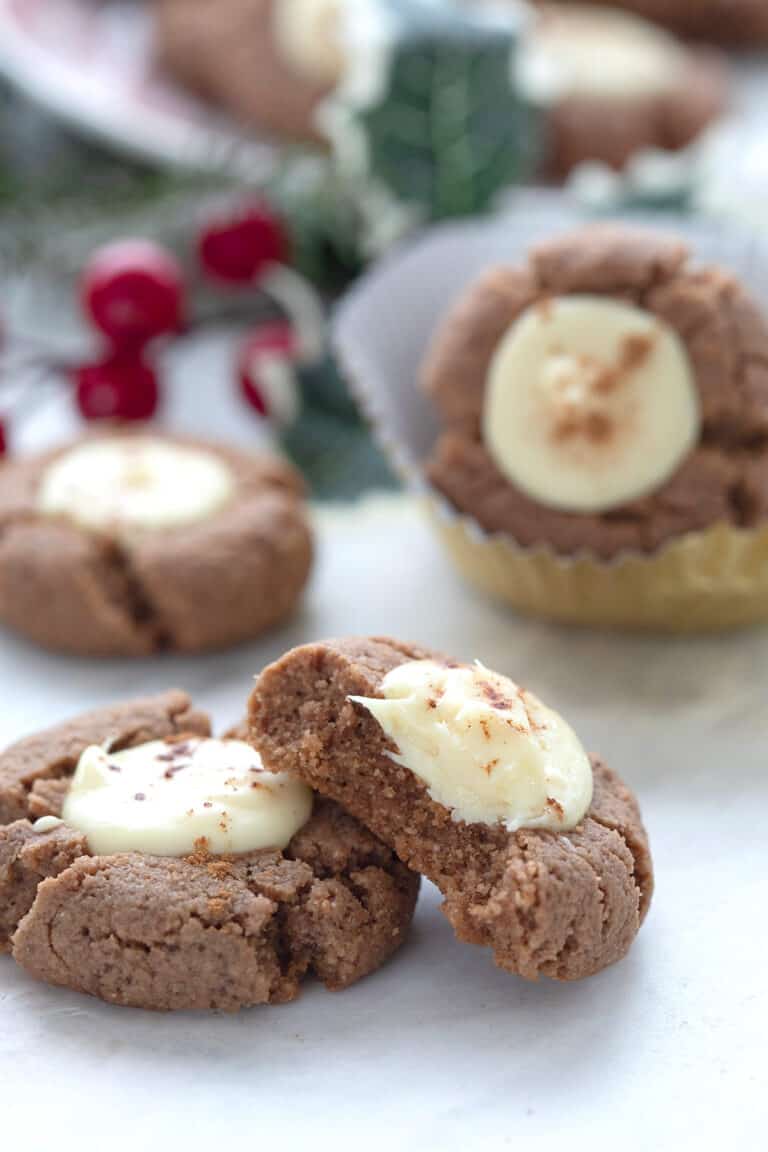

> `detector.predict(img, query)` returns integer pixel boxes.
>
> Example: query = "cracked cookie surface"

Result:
[250,638,654,982]
[423,225,768,557]
[0,692,418,1011]
[0,434,313,655]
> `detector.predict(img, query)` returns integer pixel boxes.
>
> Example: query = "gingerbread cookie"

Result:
[154,0,337,143]
[0,433,313,655]
[422,223,768,560]
[518,5,727,179]
[250,638,653,981]
[550,0,768,47]
[0,691,418,1011]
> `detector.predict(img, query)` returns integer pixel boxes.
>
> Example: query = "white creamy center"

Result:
[62,738,313,857]
[37,437,236,533]
[519,5,684,102]
[482,295,700,513]
[273,0,345,86]
[350,660,593,833]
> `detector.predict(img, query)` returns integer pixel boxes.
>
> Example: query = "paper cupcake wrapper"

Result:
[333,197,768,631]
[427,496,768,631]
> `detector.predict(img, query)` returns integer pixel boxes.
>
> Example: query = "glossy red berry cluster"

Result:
[73,200,294,425]
[76,239,183,421]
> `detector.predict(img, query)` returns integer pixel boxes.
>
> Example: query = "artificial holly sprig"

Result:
[0,198,326,454]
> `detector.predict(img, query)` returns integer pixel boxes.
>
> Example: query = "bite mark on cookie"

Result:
[249,637,654,983]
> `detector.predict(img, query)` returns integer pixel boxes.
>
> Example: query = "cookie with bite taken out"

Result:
[250,638,654,981]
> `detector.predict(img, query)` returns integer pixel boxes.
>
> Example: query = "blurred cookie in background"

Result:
[420,222,768,629]
[154,0,537,228]
[0,433,314,656]
[155,0,727,193]
[517,4,728,179]
[154,0,338,143]
[540,0,768,47]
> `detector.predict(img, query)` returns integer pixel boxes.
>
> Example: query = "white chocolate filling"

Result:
[482,295,700,513]
[32,816,64,834]
[518,4,685,103]
[62,738,313,857]
[37,437,236,534]
[350,659,593,833]
[273,0,346,86]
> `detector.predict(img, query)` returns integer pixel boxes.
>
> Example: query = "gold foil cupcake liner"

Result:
[427,496,768,632]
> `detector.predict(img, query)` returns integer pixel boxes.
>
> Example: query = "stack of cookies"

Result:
[0,640,653,1009]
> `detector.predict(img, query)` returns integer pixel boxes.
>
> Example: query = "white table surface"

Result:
[1,492,766,1150]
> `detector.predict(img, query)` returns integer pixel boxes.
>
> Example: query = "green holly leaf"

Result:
[327,3,541,227]
[276,357,398,499]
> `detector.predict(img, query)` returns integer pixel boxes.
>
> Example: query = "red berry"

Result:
[199,202,289,285]
[81,240,185,347]
[238,322,299,425]
[74,351,159,422]
[243,379,268,417]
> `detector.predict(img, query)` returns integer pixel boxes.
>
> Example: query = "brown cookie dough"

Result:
[249,638,654,982]
[1,692,418,1010]
[527,5,727,180]
[550,0,768,47]
[545,56,725,181]
[423,224,768,558]
[0,821,88,953]
[154,0,331,143]
[0,433,313,655]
